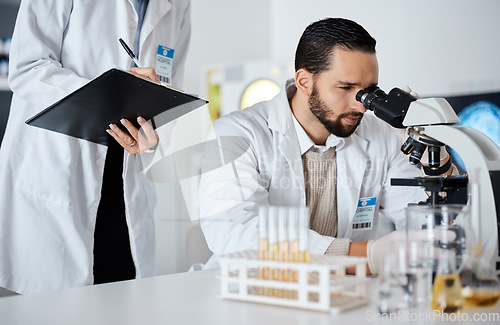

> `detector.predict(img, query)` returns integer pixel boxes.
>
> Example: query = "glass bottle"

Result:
[459,242,500,307]
[431,248,464,313]
[458,169,500,307]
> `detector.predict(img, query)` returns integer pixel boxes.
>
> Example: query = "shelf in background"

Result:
[0,77,9,91]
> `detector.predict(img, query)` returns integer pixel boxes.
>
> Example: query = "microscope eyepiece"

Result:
[356,86,387,107]
[356,86,417,129]
[355,86,385,109]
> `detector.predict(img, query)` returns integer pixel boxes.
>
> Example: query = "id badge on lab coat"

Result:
[345,196,380,241]
[352,196,376,230]
[155,45,174,86]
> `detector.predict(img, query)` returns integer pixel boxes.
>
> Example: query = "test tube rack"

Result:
[218,250,369,313]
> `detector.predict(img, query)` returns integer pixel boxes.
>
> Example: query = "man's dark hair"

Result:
[295,17,376,75]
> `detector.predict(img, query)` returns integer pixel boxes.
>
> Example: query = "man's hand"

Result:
[402,86,420,99]
[365,229,456,275]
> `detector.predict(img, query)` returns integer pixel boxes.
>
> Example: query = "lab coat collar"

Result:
[140,0,173,50]
[267,80,304,189]
[267,79,295,136]
[292,114,346,155]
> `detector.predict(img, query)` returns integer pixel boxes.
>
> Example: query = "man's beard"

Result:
[308,84,363,138]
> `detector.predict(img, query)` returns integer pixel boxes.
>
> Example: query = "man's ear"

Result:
[295,68,313,96]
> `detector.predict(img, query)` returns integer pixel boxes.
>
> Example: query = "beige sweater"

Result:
[302,147,350,255]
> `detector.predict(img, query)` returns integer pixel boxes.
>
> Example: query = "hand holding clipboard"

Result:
[25,68,208,146]
[106,66,161,154]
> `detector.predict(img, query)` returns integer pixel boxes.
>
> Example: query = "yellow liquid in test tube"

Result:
[279,240,290,282]
[301,250,310,263]
[268,207,279,297]
[270,242,279,297]
[288,211,300,300]
[258,238,269,279]
[298,206,310,263]
[277,208,289,298]
[291,207,309,299]
[278,241,288,298]
[270,242,279,269]
[290,239,300,282]
[258,207,269,296]
[258,206,310,299]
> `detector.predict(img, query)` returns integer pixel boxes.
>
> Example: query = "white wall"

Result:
[184,0,500,97]
[183,0,271,97]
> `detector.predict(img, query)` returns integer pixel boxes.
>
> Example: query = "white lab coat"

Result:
[0,0,191,294]
[199,81,428,267]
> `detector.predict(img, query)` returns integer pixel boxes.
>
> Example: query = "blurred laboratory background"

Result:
[0,0,499,276]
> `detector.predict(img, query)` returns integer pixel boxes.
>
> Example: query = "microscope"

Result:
[356,87,500,274]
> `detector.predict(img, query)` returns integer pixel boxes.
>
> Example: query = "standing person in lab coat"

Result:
[199,18,452,274]
[0,0,191,294]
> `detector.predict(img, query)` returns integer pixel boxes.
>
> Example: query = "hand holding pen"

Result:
[119,38,142,67]
[107,39,160,153]
[119,38,160,83]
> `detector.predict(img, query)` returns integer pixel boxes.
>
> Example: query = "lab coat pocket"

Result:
[15,131,81,210]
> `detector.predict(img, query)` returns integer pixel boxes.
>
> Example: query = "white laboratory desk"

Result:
[0,269,499,325]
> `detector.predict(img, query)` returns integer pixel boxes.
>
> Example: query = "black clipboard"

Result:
[25,68,208,146]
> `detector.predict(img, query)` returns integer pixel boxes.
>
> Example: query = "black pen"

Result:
[119,38,142,67]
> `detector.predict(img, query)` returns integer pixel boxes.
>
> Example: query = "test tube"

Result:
[257,205,309,299]
[298,206,310,263]
[268,206,279,296]
[288,207,300,299]
[258,206,269,262]
[278,207,289,298]
[288,207,300,266]
[257,206,269,295]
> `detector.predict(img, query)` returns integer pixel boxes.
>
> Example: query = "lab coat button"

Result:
[96,158,105,167]
[129,20,136,29]
[89,206,98,215]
